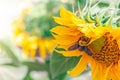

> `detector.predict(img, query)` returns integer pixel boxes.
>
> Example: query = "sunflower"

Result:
[12,8,29,37]
[51,7,120,80]
[12,8,55,59]
[15,34,55,59]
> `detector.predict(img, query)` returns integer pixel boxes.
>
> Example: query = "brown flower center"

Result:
[89,33,120,66]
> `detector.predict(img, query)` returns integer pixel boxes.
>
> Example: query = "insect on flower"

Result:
[68,36,92,56]
[78,36,91,46]
[51,7,120,80]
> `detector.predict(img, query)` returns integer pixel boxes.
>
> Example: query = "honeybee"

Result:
[68,36,91,50]
[78,36,91,46]
[68,43,84,51]
[68,36,92,56]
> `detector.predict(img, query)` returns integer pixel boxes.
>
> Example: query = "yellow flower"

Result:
[51,7,120,80]
[12,8,55,59]
[12,8,30,37]
[38,38,55,59]
[12,19,25,37]
[15,33,55,59]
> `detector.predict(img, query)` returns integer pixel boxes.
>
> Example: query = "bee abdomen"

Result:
[78,46,85,51]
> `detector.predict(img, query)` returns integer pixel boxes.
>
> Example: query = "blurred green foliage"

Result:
[97,2,109,8]
[24,0,72,38]
[0,40,20,66]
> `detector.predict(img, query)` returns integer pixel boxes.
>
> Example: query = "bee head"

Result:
[78,36,91,46]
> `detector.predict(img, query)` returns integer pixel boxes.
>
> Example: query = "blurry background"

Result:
[0,0,73,80]
[0,0,117,80]
[0,0,29,39]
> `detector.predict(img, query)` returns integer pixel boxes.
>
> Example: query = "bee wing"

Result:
[84,47,92,56]
[68,44,79,51]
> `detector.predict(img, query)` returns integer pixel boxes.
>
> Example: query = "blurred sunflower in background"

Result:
[13,6,55,59]
[12,1,56,59]
[51,0,120,80]
[11,0,73,60]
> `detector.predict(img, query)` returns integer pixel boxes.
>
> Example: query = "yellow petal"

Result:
[28,36,38,49]
[57,45,72,50]
[90,58,112,80]
[44,39,56,54]
[55,49,84,57]
[90,59,99,80]
[39,40,46,59]
[112,64,120,80]
[29,49,36,58]
[15,32,29,47]
[108,63,120,80]
[60,7,85,24]
[53,17,65,25]
[55,35,80,46]
[67,54,88,76]
[51,26,80,35]
[104,64,113,79]
[118,60,120,71]
[60,6,73,18]
[53,17,76,26]
[99,64,108,80]
[51,26,81,49]
[53,7,86,26]
[23,48,29,57]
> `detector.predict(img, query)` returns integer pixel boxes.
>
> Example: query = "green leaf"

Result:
[116,19,120,27]
[23,69,33,80]
[50,50,81,80]
[22,61,48,71]
[2,63,19,67]
[0,40,19,66]
[118,3,120,9]
[98,2,109,8]
[75,0,87,10]
[23,61,50,80]
[101,17,110,24]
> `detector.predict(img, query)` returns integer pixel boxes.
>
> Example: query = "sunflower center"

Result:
[89,33,120,66]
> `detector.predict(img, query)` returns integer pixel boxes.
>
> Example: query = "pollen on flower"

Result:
[89,33,120,66]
